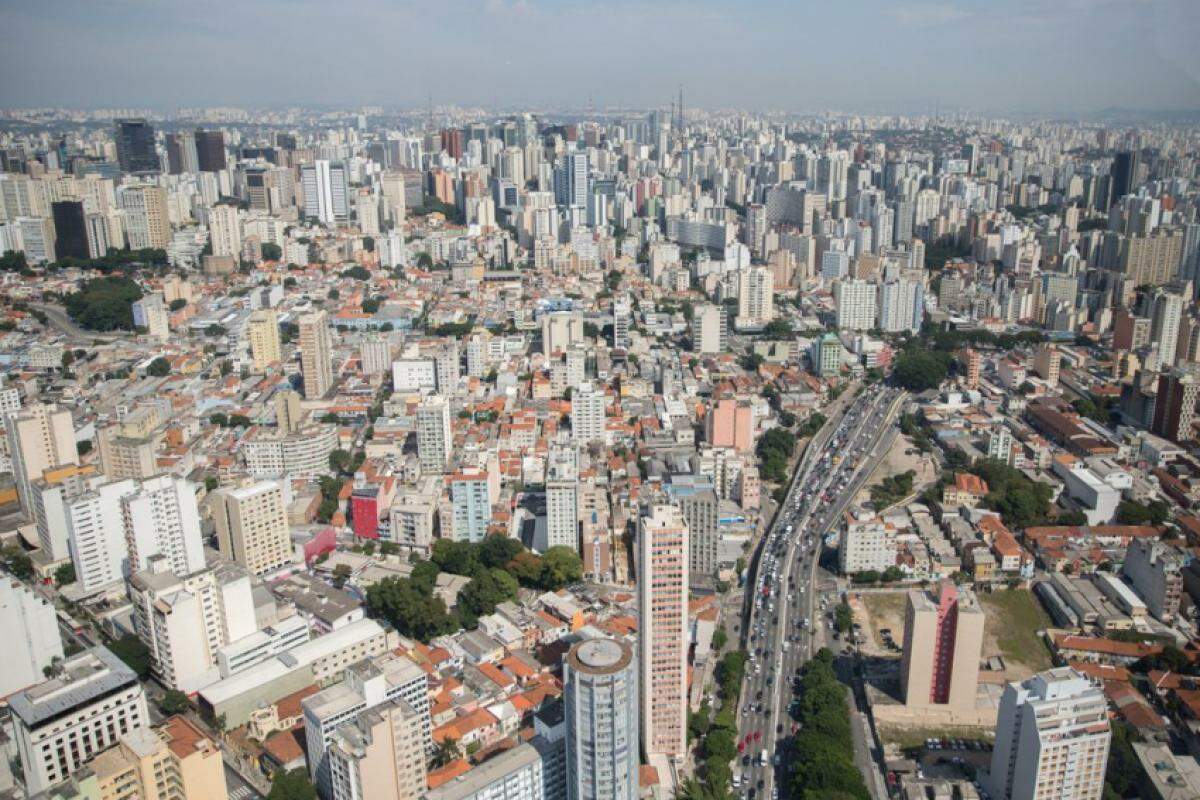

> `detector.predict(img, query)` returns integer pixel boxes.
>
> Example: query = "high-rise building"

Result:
[425,737,563,800]
[571,382,606,445]
[706,398,754,453]
[877,279,924,334]
[326,700,429,800]
[564,638,638,800]
[416,397,452,475]
[679,488,720,582]
[360,334,391,377]
[1150,289,1185,367]
[299,309,334,398]
[15,216,55,262]
[301,160,350,225]
[5,402,77,517]
[900,583,985,711]
[11,646,150,794]
[691,303,728,354]
[193,129,227,172]
[274,388,303,434]
[51,200,89,259]
[132,292,170,342]
[1031,344,1061,387]
[1121,538,1184,623]
[64,478,138,593]
[638,505,689,759]
[128,557,257,691]
[122,474,206,577]
[962,348,982,389]
[1110,150,1139,203]
[0,577,64,697]
[448,467,492,543]
[303,652,431,796]
[985,668,1110,800]
[542,311,584,356]
[612,300,632,349]
[247,308,282,370]
[835,278,877,331]
[208,202,242,258]
[118,184,171,249]
[88,716,228,800]
[1151,367,1200,442]
[114,119,159,174]
[212,480,292,576]
[545,446,580,552]
[736,267,774,328]
[165,132,198,174]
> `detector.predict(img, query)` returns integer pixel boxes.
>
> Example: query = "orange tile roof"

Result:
[1053,634,1163,659]
[433,708,497,744]
[477,662,515,690]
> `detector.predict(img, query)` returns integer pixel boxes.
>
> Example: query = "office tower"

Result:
[301,160,350,225]
[986,668,1110,800]
[638,505,689,759]
[1150,289,1185,366]
[247,308,282,370]
[0,577,64,696]
[706,398,754,453]
[612,300,632,349]
[303,652,431,796]
[6,402,77,517]
[208,202,242,258]
[736,266,775,328]
[85,211,111,258]
[900,583,985,711]
[811,332,842,377]
[326,700,428,800]
[355,188,381,236]
[11,646,150,794]
[448,467,492,543]
[379,171,408,225]
[361,334,391,377]
[128,556,257,691]
[114,119,159,174]
[545,446,580,552]
[416,397,452,475]
[543,311,584,356]
[679,489,720,582]
[1110,150,1139,202]
[834,278,877,331]
[16,216,55,262]
[165,132,198,174]
[123,474,206,577]
[571,382,606,445]
[87,716,227,800]
[1112,308,1152,351]
[564,638,638,800]
[194,129,226,172]
[132,292,170,342]
[274,388,303,434]
[555,151,589,209]
[1151,367,1200,442]
[65,478,138,593]
[440,128,464,160]
[51,200,88,259]
[118,184,171,249]
[299,309,334,398]
[691,303,728,354]
[1119,229,1185,287]
[212,480,292,576]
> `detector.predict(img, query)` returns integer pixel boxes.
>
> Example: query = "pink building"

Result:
[639,505,689,758]
[706,398,754,453]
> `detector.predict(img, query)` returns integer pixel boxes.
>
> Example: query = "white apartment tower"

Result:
[571,382,606,445]
[545,446,580,552]
[122,474,206,577]
[416,397,452,475]
[986,668,1111,800]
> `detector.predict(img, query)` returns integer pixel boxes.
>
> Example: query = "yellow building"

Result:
[90,716,228,800]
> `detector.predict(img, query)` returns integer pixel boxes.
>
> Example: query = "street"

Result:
[734,386,904,800]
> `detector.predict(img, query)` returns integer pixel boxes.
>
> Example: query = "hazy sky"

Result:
[2,0,1198,114]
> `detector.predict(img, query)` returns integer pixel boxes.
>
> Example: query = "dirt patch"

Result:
[855,591,908,658]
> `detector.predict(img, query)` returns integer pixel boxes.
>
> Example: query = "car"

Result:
[753,731,762,742]
[776,723,783,734]
[742,754,752,766]
[757,778,765,789]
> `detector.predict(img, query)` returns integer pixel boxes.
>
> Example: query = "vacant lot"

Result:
[857,591,908,655]
[977,588,1054,676]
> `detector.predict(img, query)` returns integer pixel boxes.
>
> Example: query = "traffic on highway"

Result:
[733,385,904,800]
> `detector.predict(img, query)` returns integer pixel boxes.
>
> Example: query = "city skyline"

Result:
[2,0,1198,115]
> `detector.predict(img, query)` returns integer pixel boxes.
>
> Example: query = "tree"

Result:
[365,576,458,641]
[457,567,520,624]
[342,266,371,281]
[480,534,524,569]
[76,440,93,457]
[261,242,283,262]
[0,545,33,580]
[146,356,171,377]
[63,276,143,331]
[54,563,76,587]
[168,298,188,311]
[432,738,462,768]
[892,349,949,391]
[329,449,353,474]
[109,634,153,680]
[204,476,219,492]
[540,546,583,589]
[1116,499,1169,526]
[159,689,190,715]
[267,769,317,800]
[331,563,353,589]
[507,551,544,586]
[432,539,481,577]
[205,323,227,337]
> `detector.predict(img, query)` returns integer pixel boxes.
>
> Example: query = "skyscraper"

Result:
[834,278,877,331]
[690,303,728,354]
[117,184,171,249]
[985,668,1110,800]
[638,505,689,760]
[212,480,292,576]
[299,309,334,398]
[545,446,580,552]
[1110,150,1139,203]
[736,266,775,328]
[1151,366,1200,443]
[247,308,282,370]
[416,396,452,475]
[571,382,606,445]
[301,160,349,225]
[51,200,89,260]
[114,118,159,174]
[900,583,985,711]
[194,129,227,172]
[564,638,638,800]
[208,203,242,258]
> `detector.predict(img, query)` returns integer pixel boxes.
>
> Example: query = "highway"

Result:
[30,302,125,344]
[733,386,905,800]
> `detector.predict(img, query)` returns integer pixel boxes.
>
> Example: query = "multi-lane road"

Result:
[733,386,905,800]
